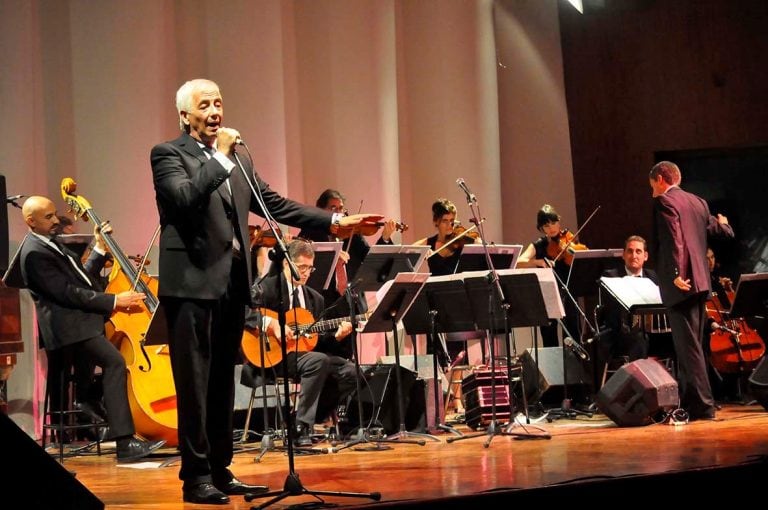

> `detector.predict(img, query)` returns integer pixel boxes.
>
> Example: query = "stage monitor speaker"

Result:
[341,363,417,435]
[0,175,8,274]
[748,355,768,411]
[597,358,679,427]
[0,413,104,509]
[520,347,589,405]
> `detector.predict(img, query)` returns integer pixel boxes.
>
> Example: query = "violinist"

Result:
[413,198,479,369]
[517,204,582,348]
[298,189,396,359]
[413,198,478,277]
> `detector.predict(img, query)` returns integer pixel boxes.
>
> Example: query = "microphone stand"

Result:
[447,181,550,446]
[247,279,281,461]
[539,208,601,421]
[231,145,380,508]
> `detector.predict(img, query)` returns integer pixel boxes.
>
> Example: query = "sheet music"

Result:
[599,276,663,310]
[373,272,430,313]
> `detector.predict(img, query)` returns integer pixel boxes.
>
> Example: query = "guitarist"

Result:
[245,239,360,446]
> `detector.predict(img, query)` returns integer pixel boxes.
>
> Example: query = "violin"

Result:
[249,225,284,249]
[334,220,408,239]
[429,224,480,258]
[546,229,588,266]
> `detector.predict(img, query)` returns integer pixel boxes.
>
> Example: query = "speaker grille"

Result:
[597,358,679,427]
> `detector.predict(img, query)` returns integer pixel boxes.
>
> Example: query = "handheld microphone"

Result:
[455,178,477,204]
[563,337,590,361]
[235,138,246,146]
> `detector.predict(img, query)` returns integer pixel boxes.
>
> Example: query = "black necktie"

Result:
[202,145,215,157]
[292,287,301,309]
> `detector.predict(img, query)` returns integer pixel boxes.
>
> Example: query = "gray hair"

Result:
[175,79,219,132]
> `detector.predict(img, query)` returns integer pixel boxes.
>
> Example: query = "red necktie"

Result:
[335,261,348,295]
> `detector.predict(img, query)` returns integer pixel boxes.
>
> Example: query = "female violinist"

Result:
[413,198,480,375]
[413,198,478,277]
[517,204,584,347]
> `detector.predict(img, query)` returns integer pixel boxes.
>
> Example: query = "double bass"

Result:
[61,178,178,446]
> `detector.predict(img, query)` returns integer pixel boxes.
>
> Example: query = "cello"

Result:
[706,286,766,375]
[61,178,178,446]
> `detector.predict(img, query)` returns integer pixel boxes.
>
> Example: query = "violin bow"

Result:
[551,205,601,264]
[132,225,161,293]
[428,219,484,259]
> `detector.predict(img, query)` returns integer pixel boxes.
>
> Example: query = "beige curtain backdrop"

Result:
[0,0,575,434]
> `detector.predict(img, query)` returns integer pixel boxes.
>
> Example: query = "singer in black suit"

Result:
[19,196,164,462]
[150,79,380,504]
[649,161,734,421]
[597,236,660,381]
[245,239,358,447]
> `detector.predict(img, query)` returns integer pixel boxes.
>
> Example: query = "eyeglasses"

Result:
[296,264,316,273]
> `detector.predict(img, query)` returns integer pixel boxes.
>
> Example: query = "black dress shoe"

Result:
[214,476,269,495]
[182,483,229,504]
[116,437,166,463]
[294,423,313,447]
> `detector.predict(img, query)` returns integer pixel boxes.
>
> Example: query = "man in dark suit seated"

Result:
[19,196,165,462]
[597,235,660,380]
[244,239,360,447]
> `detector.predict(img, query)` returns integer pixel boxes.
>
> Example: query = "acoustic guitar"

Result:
[241,307,371,368]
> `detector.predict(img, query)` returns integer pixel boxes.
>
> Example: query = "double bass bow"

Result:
[61,178,178,446]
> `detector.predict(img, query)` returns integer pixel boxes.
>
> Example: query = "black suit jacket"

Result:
[20,234,114,350]
[151,133,332,301]
[653,186,734,306]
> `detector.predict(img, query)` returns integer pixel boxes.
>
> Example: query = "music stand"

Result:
[455,244,523,273]
[402,273,478,437]
[355,245,430,293]
[304,241,342,292]
[598,275,664,314]
[2,234,28,288]
[566,249,623,298]
[359,272,436,443]
[447,270,553,444]
[729,273,768,319]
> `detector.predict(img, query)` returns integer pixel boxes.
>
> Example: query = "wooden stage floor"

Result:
[41,403,768,509]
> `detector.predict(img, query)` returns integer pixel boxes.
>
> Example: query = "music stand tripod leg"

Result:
[384,317,439,444]
[427,311,463,437]
[327,285,396,453]
[544,319,592,421]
